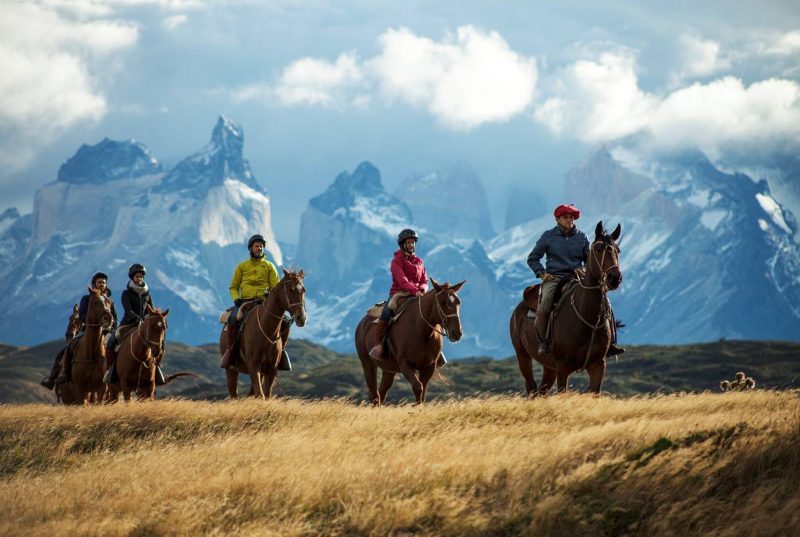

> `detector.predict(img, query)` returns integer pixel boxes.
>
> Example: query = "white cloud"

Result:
[534,51,658,142]
[647,77,800,161]
[534,48,800,166]
[760,29,800,56]
[675,35,730,78]
[369,26,538,130]
[0,2,138,171]
[275,52,364,107]
[163,14,188,29]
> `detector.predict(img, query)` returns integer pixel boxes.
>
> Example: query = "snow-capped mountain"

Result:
[0,116,281,345]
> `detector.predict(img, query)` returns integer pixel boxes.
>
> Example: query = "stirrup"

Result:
[537,340,551,355]
[40,377,55,390]
[102,369,112,384]
[369,345,384,360]
[607,344,625,356]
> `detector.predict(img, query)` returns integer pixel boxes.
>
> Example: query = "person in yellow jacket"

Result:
[220,234,281,369]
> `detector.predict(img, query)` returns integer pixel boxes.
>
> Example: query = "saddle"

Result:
[369,296,416,324]
[114,325,138,350]
[522,272,583,320]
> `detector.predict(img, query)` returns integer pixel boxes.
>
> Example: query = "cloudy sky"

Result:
[1,0,798,241]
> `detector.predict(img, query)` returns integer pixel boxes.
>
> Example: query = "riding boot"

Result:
[369,320,389,360]
[41,351,64,389]
[155,366,166,385]
[535,309,551,355]
[607,321,625,356]
[55,349,71,385]
[436,352,447,368]
[220,323,238,369]
[277,350,292,371]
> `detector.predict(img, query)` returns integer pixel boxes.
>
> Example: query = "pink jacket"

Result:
[389,250,428,296]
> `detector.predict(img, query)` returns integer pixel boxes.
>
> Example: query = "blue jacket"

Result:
[527,225,590,278]
[78,288,118,331]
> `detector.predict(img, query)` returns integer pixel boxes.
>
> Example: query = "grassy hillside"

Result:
[0,392,798,536]
[1,338,798,404]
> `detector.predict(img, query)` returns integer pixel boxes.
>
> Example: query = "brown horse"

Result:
[510,221,622,395]
[65,304,80,341]
[354,278,466,405]
[67,287,113,405]
[106,304,170,402]
[218,269,306,399]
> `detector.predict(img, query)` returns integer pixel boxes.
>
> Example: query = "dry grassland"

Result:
[0,391,798,536]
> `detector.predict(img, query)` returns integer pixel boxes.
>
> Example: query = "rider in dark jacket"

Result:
[42,271,117,389]
[105,263,165,384]
[527,204,624,356]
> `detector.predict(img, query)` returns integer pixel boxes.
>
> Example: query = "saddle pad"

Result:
[366,301,386,318]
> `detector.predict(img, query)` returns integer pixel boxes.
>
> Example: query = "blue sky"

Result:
[1,0,798,241]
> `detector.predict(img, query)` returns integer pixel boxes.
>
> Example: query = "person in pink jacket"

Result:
[369,228,428,359]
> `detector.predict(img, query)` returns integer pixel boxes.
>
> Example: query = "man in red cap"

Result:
[527,204,624,356]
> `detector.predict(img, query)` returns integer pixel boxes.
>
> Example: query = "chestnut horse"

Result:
[67,287,113,405]
[354,278,466,405]
[218,269,306,399]
[106,304,171,402]
[510,221,622,395]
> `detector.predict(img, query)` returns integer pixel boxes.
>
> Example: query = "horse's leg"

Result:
[556,362,570,394]
[250,367,265,400]
[358,355,380,405]
[398,362,424,404]
[539,366,556,396]
[516,351,537,397]
[418,364,436,403]
[120,377,132,402]
[587,358,606,394]
[262,369,276,399]
[377,370,396,405]
[226,369,239,399]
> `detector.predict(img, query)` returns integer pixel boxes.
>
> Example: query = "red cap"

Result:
[554,204,580,219]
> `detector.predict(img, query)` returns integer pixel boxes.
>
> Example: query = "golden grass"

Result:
[1,391,798,536]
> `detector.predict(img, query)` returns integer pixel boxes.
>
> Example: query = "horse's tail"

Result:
[162,371,200,384]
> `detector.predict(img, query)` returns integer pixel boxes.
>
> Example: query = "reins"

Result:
[417,290,460,342]
[569,238,617,371]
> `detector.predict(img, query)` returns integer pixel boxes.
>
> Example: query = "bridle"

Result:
[569,235,620,371]
[255,276,306,345]
[418,289,461,342]
[131,313,166,365]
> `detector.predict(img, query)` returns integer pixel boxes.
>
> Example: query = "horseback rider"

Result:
[220,234,291,371]
[104,263,166,385]
[41,271,118,389]
[527,204,624,356]
[369,229,445,367]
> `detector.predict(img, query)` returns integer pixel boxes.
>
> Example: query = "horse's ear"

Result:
[297,269,304,279]
[282,267,288,278]
[430,278,441,291]
[146,303,155,314]
[595,221,604,239]
[73,304,79,311]
[88,286,95,294]
[610,223,621,242]
[162,308,169,317]
[451,280,467,293]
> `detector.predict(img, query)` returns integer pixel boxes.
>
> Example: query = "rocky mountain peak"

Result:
[57,138,161,184]
[309,161,388,214]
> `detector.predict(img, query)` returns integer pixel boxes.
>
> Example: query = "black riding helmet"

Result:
[91,271,108,285]
[128,263,146,280]
[248,234,267,250]
[397,228,419,247]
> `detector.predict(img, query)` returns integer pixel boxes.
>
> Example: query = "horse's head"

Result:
[144,303,169,360]
[279,268,306,327]
[87,287,113,329]
[590,221,623,291]
[65,303,80,340]
[430,278,467,342]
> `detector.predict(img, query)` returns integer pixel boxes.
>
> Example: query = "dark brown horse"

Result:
[354,278,466,405]
[65,303,80,341]
[218,269,306,399]
[106,304,170,402]
[510,221,622,395]
[67,287,113,405]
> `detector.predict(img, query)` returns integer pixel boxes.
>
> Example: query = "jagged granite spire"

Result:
[57,138,161,184]
[156,115,262,196]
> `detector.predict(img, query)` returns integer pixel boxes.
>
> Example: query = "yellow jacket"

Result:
[229,257,280,301]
